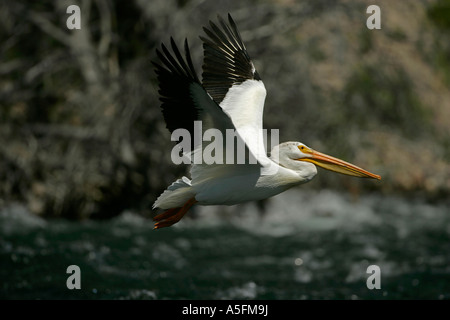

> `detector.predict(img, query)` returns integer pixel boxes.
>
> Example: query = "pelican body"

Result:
[152,14,380,229]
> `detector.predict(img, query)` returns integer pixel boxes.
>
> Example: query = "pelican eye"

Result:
[298,145,312,154]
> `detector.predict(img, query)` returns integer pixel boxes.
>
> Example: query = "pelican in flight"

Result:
[152,14,380,229]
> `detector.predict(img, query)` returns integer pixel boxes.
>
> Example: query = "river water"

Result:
[1,189,449,300]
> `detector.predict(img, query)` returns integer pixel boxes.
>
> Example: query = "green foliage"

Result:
[386,29,407,42]
[342,64,430,137]
[427,0,450,85]
[306,37,327,62]
[358,29,373,54]
[427,0,450,30]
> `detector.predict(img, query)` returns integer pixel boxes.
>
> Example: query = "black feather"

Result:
[201,14,261,104]
[152,39,201,148]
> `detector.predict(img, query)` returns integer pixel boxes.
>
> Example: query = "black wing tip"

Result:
[227,13,236,27]
[207,13,236,35]
[153,37,200,84]
[153,37,203,137]
[201,12,262,103]
[213,12,233,23]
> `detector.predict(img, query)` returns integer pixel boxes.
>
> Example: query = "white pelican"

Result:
[152,14,380,229]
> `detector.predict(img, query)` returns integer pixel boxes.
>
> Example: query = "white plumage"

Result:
[152,14,380,229]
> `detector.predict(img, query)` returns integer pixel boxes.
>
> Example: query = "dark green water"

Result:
[1,190,449,299]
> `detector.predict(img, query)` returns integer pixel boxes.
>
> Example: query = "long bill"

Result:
[298,150,381,180]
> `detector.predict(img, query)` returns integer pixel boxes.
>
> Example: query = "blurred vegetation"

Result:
[427,0,450,29]
[427,0,450,85]
[0,0,449,219]
[343,64,430,137]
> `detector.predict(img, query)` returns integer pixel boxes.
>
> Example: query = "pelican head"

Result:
[270,141,381,181]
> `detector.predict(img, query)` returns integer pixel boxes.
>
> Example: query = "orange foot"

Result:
[153,197,197,229]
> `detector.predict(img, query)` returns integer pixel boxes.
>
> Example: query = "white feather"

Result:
[153,176,195,209]
[219,80,268,164]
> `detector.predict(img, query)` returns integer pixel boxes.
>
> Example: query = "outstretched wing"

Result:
[201,14,262,103]
[153,38,234,154]
[201,14,268,164]
[153,37,263,183]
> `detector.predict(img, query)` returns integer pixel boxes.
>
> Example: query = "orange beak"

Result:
[297,148,381,180]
